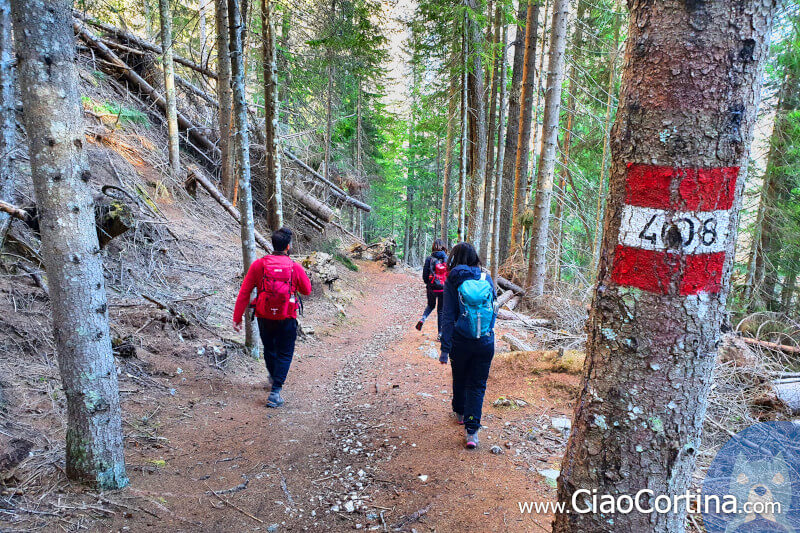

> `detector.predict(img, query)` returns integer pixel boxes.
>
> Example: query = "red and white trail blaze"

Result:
[610,163,739,295]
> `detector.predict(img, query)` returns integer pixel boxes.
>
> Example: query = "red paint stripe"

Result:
[610,245,724,295]
[625,164,738,211]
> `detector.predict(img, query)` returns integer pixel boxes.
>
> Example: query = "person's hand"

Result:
[439,352,449,365]
[233,319,243,332]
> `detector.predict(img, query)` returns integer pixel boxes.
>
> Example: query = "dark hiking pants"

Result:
[450,333,494,433]
[422,290,444,333]
[257,317,297,391]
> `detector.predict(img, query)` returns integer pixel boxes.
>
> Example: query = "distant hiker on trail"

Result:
[415,239,449,338]
[439,242,497,449]
[233,227,312,408]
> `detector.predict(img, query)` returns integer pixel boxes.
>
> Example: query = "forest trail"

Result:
[105,261,577,532]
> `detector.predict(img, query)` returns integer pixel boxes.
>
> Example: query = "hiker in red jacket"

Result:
[233,227,312,408]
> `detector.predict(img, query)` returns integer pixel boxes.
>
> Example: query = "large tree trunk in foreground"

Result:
[0,0,14,239]
[262,0,283,230]
[11,0,127,489]
[525,0,567,295]
[216,0,235,199]
[510,0,539,250]
[158,0,180,178]
[464,0,487,254]
[228,0,259,359]
[554,1,778,531]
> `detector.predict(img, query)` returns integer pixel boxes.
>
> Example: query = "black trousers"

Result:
[257,317,297,391]
[450,333,494,433]
[422,290,444,332]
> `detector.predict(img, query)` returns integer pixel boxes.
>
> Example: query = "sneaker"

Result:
[266,389,285,408]
[415,320,424,331]
[465,429,479,449]
[453,412,464,425]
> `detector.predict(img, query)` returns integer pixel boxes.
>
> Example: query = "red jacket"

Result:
[233,254,312,322]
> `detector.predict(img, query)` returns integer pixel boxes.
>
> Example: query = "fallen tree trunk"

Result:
[186,168,274,252]
[75,21,220,160]
[283,182,334,223]
[1,197,132,248]
[502,333,533,352]
[741,336,800,355]
[75,13,218,80]
[496,289,516,308]
[283,150,371,212]
[496,309,552,326]
[496,275,525,296]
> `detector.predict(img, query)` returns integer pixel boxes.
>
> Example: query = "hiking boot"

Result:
[267,389,285,408]
[415,320,424,331]
[465,429,479,449]
[453,412,464,425]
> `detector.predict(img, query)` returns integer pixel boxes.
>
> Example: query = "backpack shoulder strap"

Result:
[480,272,486,281]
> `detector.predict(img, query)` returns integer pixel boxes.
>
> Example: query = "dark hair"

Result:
[271,227,293,252]
[432,238,447,253]
[447,242,481,270]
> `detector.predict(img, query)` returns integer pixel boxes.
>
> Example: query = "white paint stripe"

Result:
[618,205,732,254]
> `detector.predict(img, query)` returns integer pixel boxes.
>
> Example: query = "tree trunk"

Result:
[441,39,459,244]
[199,0,207,65]
[498,0,528,263]
[262,0,282,230]
[509,0,538,250]
[780,249,799,310]
[0,0,14,240]
[491,16,508,287]
[552,0,586,283]
[158,0,180,178]
[458,25,468,242]
[524,0,567,295]
[228,0,259,359]
[554,1,778,531]
[11,0,128,489]
[216,0,235,199]
[323,0,335,181]
[480,5,502,262]
[464,0,487,253]
[590,8,622,278]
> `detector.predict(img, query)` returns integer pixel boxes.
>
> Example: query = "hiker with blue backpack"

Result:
[415,239,449,337]
[439,242,497,449]
[233,227,312,408]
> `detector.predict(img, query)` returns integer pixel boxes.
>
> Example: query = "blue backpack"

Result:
[455,272,496,339]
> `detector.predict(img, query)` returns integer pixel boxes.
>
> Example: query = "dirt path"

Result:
[108,262,577,532]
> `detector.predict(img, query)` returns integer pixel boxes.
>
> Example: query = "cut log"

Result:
[75,22,220,160]
[502,333,533,352]
[741,336,800,355]
[75,13,218,79]
[283,182,334,222]
[506,296,521,311]
[283,150,371,212]
[186,168,274,252]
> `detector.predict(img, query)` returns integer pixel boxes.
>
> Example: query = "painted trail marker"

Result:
[610,163,738,295]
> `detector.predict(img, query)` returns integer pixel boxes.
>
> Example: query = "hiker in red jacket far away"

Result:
[233,227,312,408]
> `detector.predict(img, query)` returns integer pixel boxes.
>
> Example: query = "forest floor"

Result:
[92,260,580,532]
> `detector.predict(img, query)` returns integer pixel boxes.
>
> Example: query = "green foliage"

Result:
[82,96,150,126]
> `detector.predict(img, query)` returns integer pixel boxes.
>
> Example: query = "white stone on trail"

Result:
[537,469,560,488]
[490,445,504,455]
[344,501,355,513]
[551,416,571,434]
[418,474,428,482]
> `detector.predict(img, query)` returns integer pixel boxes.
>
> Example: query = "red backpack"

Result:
[255,256,297,320]
[429,258,448,293]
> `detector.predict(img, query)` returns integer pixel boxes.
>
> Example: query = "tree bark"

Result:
[11,0,127,489]
[228,0,259,359]
[554,1,778,531]
[158,0,180,178]
[498,0,528,263]
[509,0,539,250]
[491,17,507,287]
[524,0,567,295]
[262,0,282,230]
[216,0,235,199]
[0,0,14,240]
[464,0,487,253]
[458,24,468,242]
